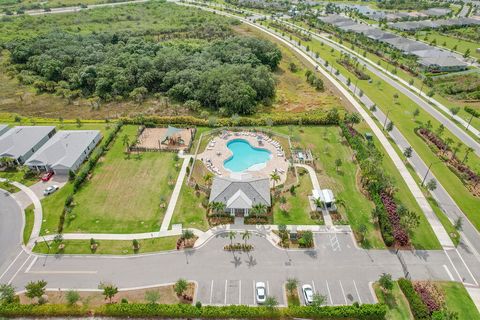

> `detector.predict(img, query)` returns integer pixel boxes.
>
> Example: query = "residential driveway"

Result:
[0,190,23,279]
[12,175,68,209]
[10,232,457,306]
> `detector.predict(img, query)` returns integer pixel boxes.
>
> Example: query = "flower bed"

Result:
[224,243,254,252]
[380,192,409,247]
[413,281,444,314]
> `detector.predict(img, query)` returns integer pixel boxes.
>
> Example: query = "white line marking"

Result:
[443,265,455,281]
[455,249,479,286]
[8,255,31,284]
[445,250,463,282]
[27,271,98,274]
[239,280,241,305]
[25,256,38,273]
[312,280,316,294]
[209,280,214,305]
[339,280,348,305]
[353,280,362,304]
[325,280,333,305]
[253,280,256,305]
[0,250,23,281]
[224,280,228,305]
[267,281,270,296]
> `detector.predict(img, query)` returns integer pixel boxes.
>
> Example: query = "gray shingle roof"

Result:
[209,177,271,208]
[0,124,8,136]
[25,130,101,170]
[0,126,55,159]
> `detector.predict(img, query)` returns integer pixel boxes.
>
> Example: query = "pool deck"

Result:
[198,132,289,186]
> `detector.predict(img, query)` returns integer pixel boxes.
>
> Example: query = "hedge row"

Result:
[464,106,480,118]
[120,110,342,128]
[72,122,122,193]
[398,278,430,320]
[0,303,387,319]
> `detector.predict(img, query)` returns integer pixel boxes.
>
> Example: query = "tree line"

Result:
[6,32,282,115]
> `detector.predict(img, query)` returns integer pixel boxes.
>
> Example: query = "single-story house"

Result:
[209,177,271,217]
[312,189,336,211]
[0,126,56,165]
[418,56,468,73]
[0,124,9,136]
[25,130,102,175]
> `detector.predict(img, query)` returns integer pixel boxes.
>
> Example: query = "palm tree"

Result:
[203,173,213,186]
[452,142,462,160]
[228,231,236,246]
[444,137,453,154]
[463,147,474,164]
[210,201,226,215]
[335,198,346,211]
[313,197,324,211]
[251,203,267,218]
[270,171,280,188]
[241,230,251,246]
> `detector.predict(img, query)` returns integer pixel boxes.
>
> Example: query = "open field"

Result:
[0,0,131,12]
[32,236,179,255]
[41,125,180,234]
[272,168,320,225]
[170,182,209,231]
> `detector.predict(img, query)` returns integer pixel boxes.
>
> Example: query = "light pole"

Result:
[383,109,391,130]
[421,161,442,186]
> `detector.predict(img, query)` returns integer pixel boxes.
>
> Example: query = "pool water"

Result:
[224,139,272,172]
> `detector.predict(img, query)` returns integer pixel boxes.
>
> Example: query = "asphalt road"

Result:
[9,233,460,306]
[0,190,23,279]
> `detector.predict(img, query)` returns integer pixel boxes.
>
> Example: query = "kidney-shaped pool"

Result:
[223,139,272,172]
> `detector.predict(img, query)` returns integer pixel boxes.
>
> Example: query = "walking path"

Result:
[160,155,192,231]
[295,163,333,226]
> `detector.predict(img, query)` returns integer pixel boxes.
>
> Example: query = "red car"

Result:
[41,171,54,182]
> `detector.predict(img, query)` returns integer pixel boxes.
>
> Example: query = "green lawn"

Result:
[23,205,34,245]
[272,168,321,225]
[170,182,209,231]
[276,126,384,248]
[32,237,178,255]
[374,282,413,320]
[439,281,480,319]
[41,125,180,234]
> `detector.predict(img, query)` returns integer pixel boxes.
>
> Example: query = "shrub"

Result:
[398,278,430,319]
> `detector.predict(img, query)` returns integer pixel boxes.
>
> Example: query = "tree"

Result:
[464,48,471,58]
[285,278,298,296]
[399,208,420,231]
[129,86,148,103]
[299,231,313,247]
[454,217,463,231]
[313,197,324,210]
[385,121,394,132]
[25,280,47,302]
[228,230,236,245]
[0,284,15,304]
[426,178,437,191]
[270,171,280,188]
[203,173,213,186]
[403,146,413,160]
[335,158,342,172]
[378,273,393,292]
[174,279,188,296]
[463,147,473,164]
[66,290,80,306]
[436,124,445,138]
[241,230,251,246]
[99,283,118,303]
[450,107,460,117]
[288,62,298,72]
[182,229,194,241]
[311,293,327,308]
[452,142,462,159]
[413,108,420,118]
[145,290,161,304]
[251,203,267,218]
[264,296,278,310]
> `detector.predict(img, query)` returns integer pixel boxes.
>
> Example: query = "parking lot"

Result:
[195,277,376,306]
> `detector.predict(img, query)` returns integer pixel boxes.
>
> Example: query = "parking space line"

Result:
[325,280,333,305]
[267,281,270,296]
[443,265,454,281]
[312,280,316,293]
[239,280,241,305]
[224,280,227,305]
[353,280,362,304]
[339,280,348,305]
[209,280,214,305]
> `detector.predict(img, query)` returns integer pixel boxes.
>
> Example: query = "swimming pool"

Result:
[224,139,272,172]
